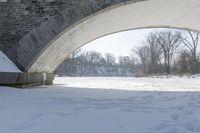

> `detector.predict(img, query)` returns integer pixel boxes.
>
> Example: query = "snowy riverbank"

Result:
[0,77,200,133]
[54,76,200,91]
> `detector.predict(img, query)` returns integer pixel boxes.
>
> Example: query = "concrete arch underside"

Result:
[8,0,200,73]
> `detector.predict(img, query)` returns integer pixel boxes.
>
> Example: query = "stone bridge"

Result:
[0,0,200,87]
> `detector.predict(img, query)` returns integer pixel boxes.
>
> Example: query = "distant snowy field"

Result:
[54,76,200,91]
[1,77,200,133]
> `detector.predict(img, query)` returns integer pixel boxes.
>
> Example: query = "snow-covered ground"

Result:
[0,50,21,72]
[1,77,200,133]
[55,76,200,91]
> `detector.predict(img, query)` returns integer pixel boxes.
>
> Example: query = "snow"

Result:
[54,76,200,91]
[191,73,200,78]
[0,77,200,133]
[0,50,21,72]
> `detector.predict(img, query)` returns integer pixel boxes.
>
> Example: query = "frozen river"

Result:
[0,77,200,133]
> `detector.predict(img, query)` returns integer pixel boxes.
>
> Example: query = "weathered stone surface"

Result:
[0,72,54,88]
[0,0,73,52]
[0,0,134,53]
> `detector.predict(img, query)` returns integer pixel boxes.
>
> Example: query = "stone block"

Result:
[0,72,54,88]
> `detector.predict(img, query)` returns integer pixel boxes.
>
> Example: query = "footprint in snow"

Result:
[171,114,180,121]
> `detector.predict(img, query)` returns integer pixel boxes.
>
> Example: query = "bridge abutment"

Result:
[0,72,54,88]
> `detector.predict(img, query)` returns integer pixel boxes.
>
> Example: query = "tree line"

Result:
[134,29,200,76]
[56,49,137,76]
[56,29,200,77]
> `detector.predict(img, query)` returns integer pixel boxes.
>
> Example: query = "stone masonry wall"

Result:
[0,0,134,53]
[0,0,76,52]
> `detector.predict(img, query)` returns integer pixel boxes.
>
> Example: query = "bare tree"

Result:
[130,55,137,66]
[181,31,200,73]
[71,48,82,59]
[133,32,162,75]
[118,56,132,67]
[145,32,162,74]
[104,53,116,66]
[133,44,151,74]
[85,51,103,65]
[177,50,191,74]
[157,30,182,74]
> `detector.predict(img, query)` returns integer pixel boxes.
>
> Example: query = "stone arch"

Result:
[7,0,200,73]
